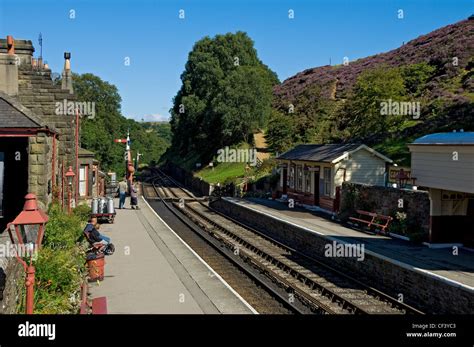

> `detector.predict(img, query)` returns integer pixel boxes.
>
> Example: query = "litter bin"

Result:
[86,252,105,282]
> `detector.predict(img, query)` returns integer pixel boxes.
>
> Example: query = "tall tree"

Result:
[170,31,278,162]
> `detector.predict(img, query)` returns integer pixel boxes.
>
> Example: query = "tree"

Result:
[73,73,170,174]
[169,31,279,162]
[266,110,294,154]
[338,66,407,140]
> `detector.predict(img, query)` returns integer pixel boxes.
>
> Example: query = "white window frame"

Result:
[323,167,331,197]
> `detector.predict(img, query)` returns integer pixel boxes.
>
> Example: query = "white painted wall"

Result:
[334,148,387,189]
[409,145,474,194]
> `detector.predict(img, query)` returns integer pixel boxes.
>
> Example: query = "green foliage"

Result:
[32,247,86,314]
[401,62,436,95]
[20,204,88,314]
[266,109,295,154]
[73,73,170,174]
[196,161,247,184]
[339,66,407,139]
[73,204,92,223]
[44,204,84,249]
[170,31,279,164]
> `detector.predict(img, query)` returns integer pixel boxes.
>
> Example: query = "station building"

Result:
[0,36,99,230]
[276,144,393,212]
[409,132,474,246]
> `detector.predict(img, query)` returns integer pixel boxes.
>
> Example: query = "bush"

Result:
[17,203,88,314]
[44,204,84,249]
[32,247,86,314]
[73,204,91,222]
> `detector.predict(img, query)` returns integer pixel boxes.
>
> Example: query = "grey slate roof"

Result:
[277,144,362,162]
[0,98,41,128]
[0,91,47,129]
[412,132,474,145]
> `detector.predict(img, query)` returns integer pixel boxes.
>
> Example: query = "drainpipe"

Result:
[75,110,79,203]
[51,134,57,191]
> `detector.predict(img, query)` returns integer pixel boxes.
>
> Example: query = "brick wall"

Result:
[211,198,474,314]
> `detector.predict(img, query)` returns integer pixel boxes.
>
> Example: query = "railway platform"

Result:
[223,197,474,289]
[88,197,256,314]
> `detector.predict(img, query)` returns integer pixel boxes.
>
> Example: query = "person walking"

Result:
[130,181,139,210]
[118,177,128,209]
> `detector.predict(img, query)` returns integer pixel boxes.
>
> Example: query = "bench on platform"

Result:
[79,283,108,314]
[91,297,108,314]
[349,210,393,233]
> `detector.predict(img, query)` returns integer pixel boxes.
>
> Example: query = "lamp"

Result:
[65,166,75,214]
[7,193,48,314]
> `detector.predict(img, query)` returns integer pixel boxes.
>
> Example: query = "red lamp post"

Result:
[7,193,48,314]
[65,165,76,214]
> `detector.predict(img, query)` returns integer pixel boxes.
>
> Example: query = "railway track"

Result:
[146,169,424,315]
[143,178,299,314]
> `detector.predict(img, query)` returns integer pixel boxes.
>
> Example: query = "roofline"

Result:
[0,127,57,135]
[330,144,393,164]
[409,143,474,147]
[277,158,332,164]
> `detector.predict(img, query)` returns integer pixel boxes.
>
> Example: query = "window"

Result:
[305,170,311,193]
[289,166,295,189]
[323,167,331,196]
[296,165,303,191]
[79,165,88,197]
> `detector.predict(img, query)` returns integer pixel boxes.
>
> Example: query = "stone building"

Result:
[0,36,90,224]
[0,35,101,313]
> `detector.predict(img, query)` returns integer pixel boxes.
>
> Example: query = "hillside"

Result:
[269,17,474,165]
[274,18,473,102]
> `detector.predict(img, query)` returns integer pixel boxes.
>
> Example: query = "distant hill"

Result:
[274,18,473,102]
[269,17,474,165]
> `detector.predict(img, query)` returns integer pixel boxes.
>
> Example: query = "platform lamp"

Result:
[7,193,48,314]
[65,166,76,215]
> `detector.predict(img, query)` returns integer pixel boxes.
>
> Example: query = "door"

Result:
[0,138,29,231]
[282,168,287,194]
[313,169,320,205]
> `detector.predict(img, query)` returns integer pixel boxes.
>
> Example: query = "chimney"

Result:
[0,35,19,96]
[61,52,73,94]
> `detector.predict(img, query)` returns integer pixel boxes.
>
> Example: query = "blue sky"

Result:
[0,0,472,121]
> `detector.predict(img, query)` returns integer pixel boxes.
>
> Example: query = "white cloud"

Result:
[140,113,170,122]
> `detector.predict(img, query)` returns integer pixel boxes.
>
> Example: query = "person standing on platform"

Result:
[118,177,128,209]
[130,181,139,210]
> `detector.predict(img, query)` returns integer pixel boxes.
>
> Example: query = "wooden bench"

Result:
[349,210,393,233]
[91,297,108,314]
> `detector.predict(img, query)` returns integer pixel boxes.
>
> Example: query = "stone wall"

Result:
[18,67,77,166]
[340,182,430,235]
[0,231,22,314]
[28,133,55,209]
[211,198,474,314]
